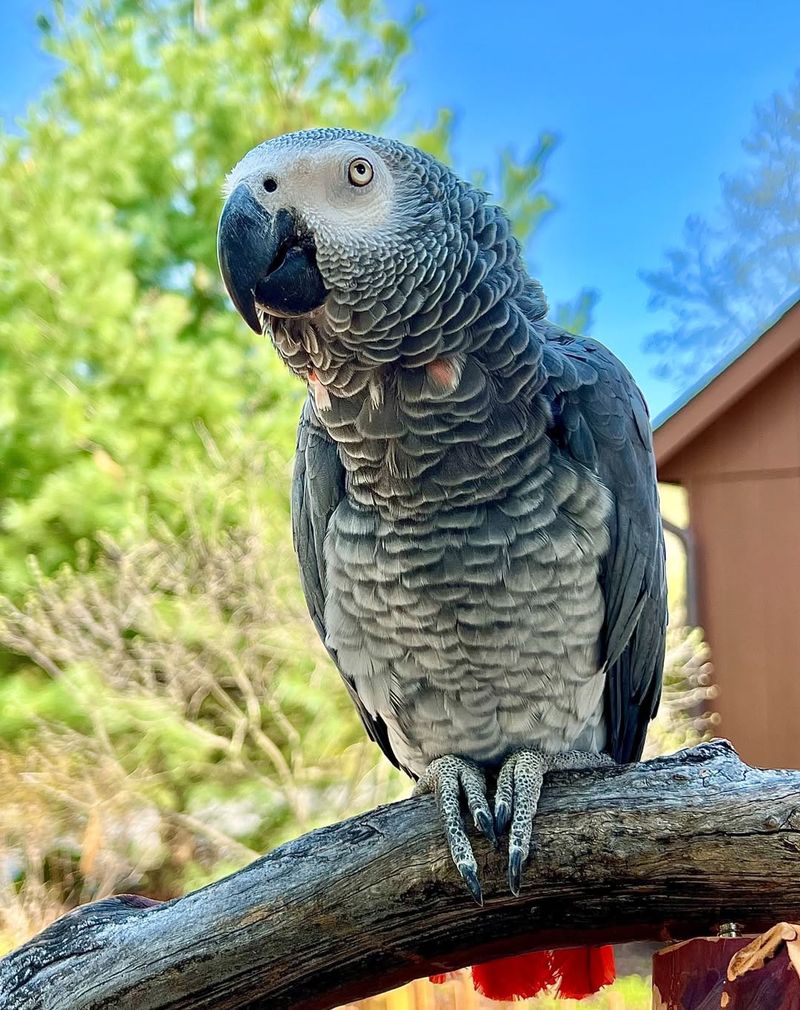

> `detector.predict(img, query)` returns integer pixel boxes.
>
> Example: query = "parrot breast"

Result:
[323,427,612,776]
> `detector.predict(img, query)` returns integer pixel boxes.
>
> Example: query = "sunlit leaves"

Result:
[0,0,416,595]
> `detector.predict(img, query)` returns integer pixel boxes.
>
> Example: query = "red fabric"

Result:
[553,945,616,999]
[469,945,616,1001]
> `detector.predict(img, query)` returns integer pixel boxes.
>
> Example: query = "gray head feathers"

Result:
[223,128,548,400]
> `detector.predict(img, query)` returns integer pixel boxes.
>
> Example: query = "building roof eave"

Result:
[653,290,800,473]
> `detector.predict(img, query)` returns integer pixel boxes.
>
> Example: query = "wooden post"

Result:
[653,925,800,1009]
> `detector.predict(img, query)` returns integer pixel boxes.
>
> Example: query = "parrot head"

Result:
[218,129,449,331]
[218,129,541,402]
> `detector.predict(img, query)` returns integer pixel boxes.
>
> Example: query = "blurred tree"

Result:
[0,452,404,946]
[0,0,415,596]
[641,71,800,384]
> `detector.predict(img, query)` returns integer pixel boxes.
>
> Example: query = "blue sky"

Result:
[2,0,799,417]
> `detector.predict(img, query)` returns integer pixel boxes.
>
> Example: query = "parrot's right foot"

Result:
[414,755,496,905]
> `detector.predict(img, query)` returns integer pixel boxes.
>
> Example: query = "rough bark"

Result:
[2,740,800,1010]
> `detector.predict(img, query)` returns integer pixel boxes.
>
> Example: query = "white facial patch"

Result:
[224,138,396,247]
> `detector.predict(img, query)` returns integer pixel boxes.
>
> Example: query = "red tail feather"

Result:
[467,945,615,1001]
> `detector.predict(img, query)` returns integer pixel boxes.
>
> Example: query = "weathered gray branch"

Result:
[2,740,800,1010]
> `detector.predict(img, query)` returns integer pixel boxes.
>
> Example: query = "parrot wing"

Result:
[541,326,667,763]
[291,397,403,771]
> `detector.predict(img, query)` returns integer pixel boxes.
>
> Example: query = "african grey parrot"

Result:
[217,128,667,1001]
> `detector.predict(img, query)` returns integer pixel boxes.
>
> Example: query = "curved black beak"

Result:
[217,185,328,332]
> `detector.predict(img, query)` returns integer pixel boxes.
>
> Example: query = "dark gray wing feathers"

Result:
[543,329,667,764]
[291,399,402,771]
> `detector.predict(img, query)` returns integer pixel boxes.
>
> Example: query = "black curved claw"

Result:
[508,847,524,897]
[459,863,484,906]
[476,809,498,848]
[494,800,511,836]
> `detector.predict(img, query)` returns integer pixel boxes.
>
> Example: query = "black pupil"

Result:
[263,177,277,192]
[356,163,365,173]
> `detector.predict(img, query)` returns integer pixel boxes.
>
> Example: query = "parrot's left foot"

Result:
[414,755,496,905]
[495,749,615,896]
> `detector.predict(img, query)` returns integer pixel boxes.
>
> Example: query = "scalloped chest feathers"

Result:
[322,447,613,778]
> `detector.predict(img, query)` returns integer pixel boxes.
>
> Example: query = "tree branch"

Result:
[3,740,800,1010]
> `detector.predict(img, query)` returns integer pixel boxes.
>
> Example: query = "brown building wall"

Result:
[660,346,800,770]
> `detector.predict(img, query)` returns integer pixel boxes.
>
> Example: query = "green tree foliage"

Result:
[641,71,800,384]
[0,457,407,947]
[0,0,415,596]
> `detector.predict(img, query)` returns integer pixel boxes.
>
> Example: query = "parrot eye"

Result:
[347,158,374,187]
[263,177,278,193]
